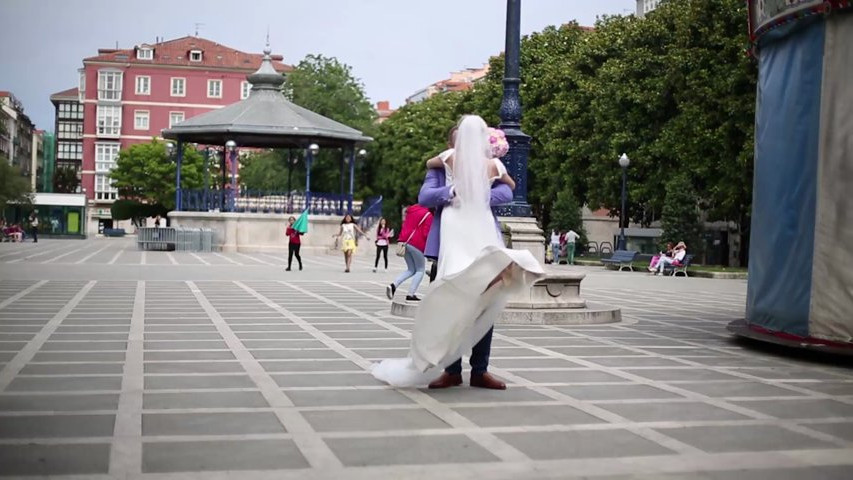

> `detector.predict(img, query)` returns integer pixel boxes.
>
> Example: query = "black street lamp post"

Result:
[618,153,630,250]
[496,0,532,218]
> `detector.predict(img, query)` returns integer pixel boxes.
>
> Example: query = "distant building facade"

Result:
[375,101,395,123]
[75,36,290,233]
[636,0,662,17]
[0,91,35,184]
[50,87,84,173]
[406,65,490,104]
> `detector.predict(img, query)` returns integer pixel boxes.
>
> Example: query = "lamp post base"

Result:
[498,215,546,263]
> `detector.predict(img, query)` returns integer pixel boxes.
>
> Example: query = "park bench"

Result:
[663,254,694,277]
[601,250,638,271]
[103,228,126,237]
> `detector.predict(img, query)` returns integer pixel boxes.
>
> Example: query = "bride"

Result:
[371,115,544,387]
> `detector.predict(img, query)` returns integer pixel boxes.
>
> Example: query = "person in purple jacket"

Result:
[417,133,514,390]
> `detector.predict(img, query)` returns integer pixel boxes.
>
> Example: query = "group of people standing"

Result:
[549,228,580,265]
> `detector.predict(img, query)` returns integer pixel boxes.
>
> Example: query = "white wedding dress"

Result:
[372,116,544,388]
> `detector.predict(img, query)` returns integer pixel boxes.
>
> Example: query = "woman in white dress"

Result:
[372,115,543,387]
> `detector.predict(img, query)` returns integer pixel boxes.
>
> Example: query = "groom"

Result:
[417,126,512,390]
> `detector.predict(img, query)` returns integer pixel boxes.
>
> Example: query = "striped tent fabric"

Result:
[731,1,853,352]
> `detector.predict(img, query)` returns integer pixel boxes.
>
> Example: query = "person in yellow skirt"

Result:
[333,214,370,273]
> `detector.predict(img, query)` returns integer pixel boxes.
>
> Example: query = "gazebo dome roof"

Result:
[162,45,372,149]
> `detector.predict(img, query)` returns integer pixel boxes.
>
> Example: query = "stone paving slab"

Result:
[0,239,852,479]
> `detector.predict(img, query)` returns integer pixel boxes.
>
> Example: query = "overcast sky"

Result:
[0,0,634,130]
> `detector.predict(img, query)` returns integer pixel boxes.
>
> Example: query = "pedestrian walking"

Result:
[28,211,39,243]
[386,205,432,302]
[285,216,304,271]
[373,218,394,273]
[563,229,580,265]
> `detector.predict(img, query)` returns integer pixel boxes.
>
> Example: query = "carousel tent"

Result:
[729,1,853,352]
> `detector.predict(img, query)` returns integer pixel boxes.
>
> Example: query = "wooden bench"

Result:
[601,250,638,271]
[664,254,694,277]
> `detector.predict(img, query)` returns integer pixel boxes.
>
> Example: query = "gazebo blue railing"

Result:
[179,189,361,216]
[356,196,383,239]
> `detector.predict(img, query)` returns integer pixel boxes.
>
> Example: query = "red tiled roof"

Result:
[0,91,10,97]
[84,36,291,72]
[50,87,79,100]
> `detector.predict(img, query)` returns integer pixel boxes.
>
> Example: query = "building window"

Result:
[190,50,203,62]
[134,110,149,130]
[169,112,185,128]
[57,142,83,160]
[241,81,251,99]
[58,102,83,120]
[79,70,86,101]
[95,142,120,201]
[171,77,185,97]
[97,70,123,101]
[96,105,122,137]
[135,75,150,95]
[137,47,153,60]
[57,121,83,139]
[207,79,222,98]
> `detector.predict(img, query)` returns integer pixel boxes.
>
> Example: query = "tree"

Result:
[660,174,701,250]
[0,157,32,213]
[239,150,304,192]
[109,139,204,211]
[284,54,376,195]
[53,166,80,194]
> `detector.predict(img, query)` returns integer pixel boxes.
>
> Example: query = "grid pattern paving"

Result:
[1,239,852,479]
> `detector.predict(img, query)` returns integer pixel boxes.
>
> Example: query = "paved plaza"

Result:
[0,238,852,479]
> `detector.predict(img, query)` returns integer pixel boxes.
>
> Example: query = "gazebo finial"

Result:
[247,40,284,92]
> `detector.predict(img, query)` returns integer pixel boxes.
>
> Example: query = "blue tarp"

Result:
[746,21,824,337]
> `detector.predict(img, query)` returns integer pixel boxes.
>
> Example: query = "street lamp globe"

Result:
[358,148,367,158]
[618,153,630,168]
[165,142,175,156]
[308,143,320,156]
[225,140,237,151]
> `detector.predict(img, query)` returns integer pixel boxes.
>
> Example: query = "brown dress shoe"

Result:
[470,372,506,390]
[428,372,463,389]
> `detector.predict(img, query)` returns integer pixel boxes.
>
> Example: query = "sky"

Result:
[0,0,635,130]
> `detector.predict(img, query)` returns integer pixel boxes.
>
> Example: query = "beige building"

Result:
[406,64,490,104]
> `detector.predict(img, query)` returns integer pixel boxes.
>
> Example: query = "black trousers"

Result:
[445,327,493,375]
[30,227,38,243]
[375,245,388,269]
[288,243,302,269]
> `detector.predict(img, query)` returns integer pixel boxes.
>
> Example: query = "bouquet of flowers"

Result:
[488,128,509,158]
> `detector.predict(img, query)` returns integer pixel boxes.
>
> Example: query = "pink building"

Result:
[77,36,290,233]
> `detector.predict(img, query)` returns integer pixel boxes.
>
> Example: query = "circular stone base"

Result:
[390,299,621,325]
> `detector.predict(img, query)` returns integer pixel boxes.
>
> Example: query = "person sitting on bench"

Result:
[655,242,686,275]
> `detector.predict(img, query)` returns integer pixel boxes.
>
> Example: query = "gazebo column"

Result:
[348,147,355,214]
[305,148,314,213]
[175,140,184,211]
[339,152,346,215]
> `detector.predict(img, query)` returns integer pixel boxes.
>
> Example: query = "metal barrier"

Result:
[138,227,213,252]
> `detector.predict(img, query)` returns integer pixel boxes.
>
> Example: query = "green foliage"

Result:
[109,140,205,210]
[660,174,701,249]
[0,156,32,212]
[239,150,303,191]
[284,54,376,195]
[110,199,140,221]
[368,0,755,242]
[53,166,80,194]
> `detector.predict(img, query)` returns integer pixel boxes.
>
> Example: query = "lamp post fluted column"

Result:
[497,0,532,218]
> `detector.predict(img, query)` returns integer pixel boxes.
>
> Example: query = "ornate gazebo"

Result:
[161,44,375,253]
[162,44,373,216]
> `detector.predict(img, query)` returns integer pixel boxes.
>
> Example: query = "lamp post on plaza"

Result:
[306,143,319,211]
[618,153,630,250]
[225,140,237,211]
[165,142,181,210]
[497,0,532,218]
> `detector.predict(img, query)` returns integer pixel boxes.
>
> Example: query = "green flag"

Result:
[292,210,309,234]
